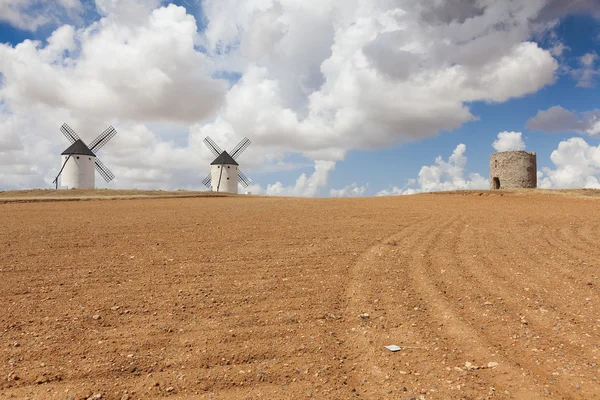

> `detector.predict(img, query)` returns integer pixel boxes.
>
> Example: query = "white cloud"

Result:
[0,4,232,190]
[581,52,598,67]
[538,138,600,189]
[0,1,562,190]
[0,0,82,31]
[571,52,600,88]
[200,0,558,159]
[526,106,600,135]
[377,144,488,196]
[330,182,368,198]
[492,131,526,152]
[266,161,336,197]
[550,42,568,57]
[247,160,336,197]
[95,0,163,20]
[243,183,264,195]
[0,5,227,123]
[376,181,419,197]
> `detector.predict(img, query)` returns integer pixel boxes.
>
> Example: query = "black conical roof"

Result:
[210,151,238,166]
[62,139,96,156]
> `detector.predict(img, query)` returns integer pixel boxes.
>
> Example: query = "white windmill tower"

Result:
[201,136,252,193]
[53,123,117,189]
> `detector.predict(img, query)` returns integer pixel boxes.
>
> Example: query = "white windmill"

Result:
[202,136,251,193]
[53,123,117,189]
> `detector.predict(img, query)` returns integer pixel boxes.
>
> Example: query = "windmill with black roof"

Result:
[202,136,251,193]
[53,123,117,189]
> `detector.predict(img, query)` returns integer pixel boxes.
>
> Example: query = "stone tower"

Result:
[489,151,537,190]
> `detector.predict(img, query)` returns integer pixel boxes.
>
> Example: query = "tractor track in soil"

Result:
[0,192,599,399]
[341,199,600,399]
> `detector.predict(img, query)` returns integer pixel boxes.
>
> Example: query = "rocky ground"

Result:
[0,192,599,399]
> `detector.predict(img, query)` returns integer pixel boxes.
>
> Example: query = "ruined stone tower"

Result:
[490,151,537,190]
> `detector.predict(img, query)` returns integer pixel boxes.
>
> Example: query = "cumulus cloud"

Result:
[492,131,526,152]
[377,144,488,196]
[330,183,368,198]
[267,161,336,197]
[537,138,600,189]
[247,161,336,197]
[0,0,564,190]
[0,0,82,31]
[526,106,600,135]
[0,5,227,122]
[0,4,232,190]
[200,0,558,159]
[95,0,163,20]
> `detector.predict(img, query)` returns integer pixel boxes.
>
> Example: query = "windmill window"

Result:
[227,166,230,169]
[76,156,80,159]
[227,177,230,180]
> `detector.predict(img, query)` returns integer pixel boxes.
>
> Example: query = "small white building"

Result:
[60,139,96,189]
[210,151,238,194]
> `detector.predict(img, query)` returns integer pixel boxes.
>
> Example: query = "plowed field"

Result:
[1,192,599,399]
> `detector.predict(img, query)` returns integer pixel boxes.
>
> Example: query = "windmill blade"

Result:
[201,174,212,188]
[230,137,251,159]
[89,126,117,153]
[238,170,251,188]
[95,158,115,183]
[203,136,222,157]
[61,123,80,144]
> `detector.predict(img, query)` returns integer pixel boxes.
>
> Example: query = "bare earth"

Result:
[0,189,230,204]
[1,191,599,399]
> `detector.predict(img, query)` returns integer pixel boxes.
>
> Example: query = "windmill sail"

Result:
[95,158,115,183]
[202,174,212,188]
[230,137,251,159]
[203,137,223,157]
[89,126,117,152]
[61,124,81,144]
[238,170,251,187]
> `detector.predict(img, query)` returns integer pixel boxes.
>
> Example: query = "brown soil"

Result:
[1,191,599,399]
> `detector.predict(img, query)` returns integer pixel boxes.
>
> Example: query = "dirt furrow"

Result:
[452,216,598,398]
[402,214,546,399]
[342,214,433,399]
[2,193,600,399]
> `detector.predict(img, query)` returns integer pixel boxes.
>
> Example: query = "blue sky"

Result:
[260,12,600,195]
[1,1,599,195]
[338,13,600,195]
